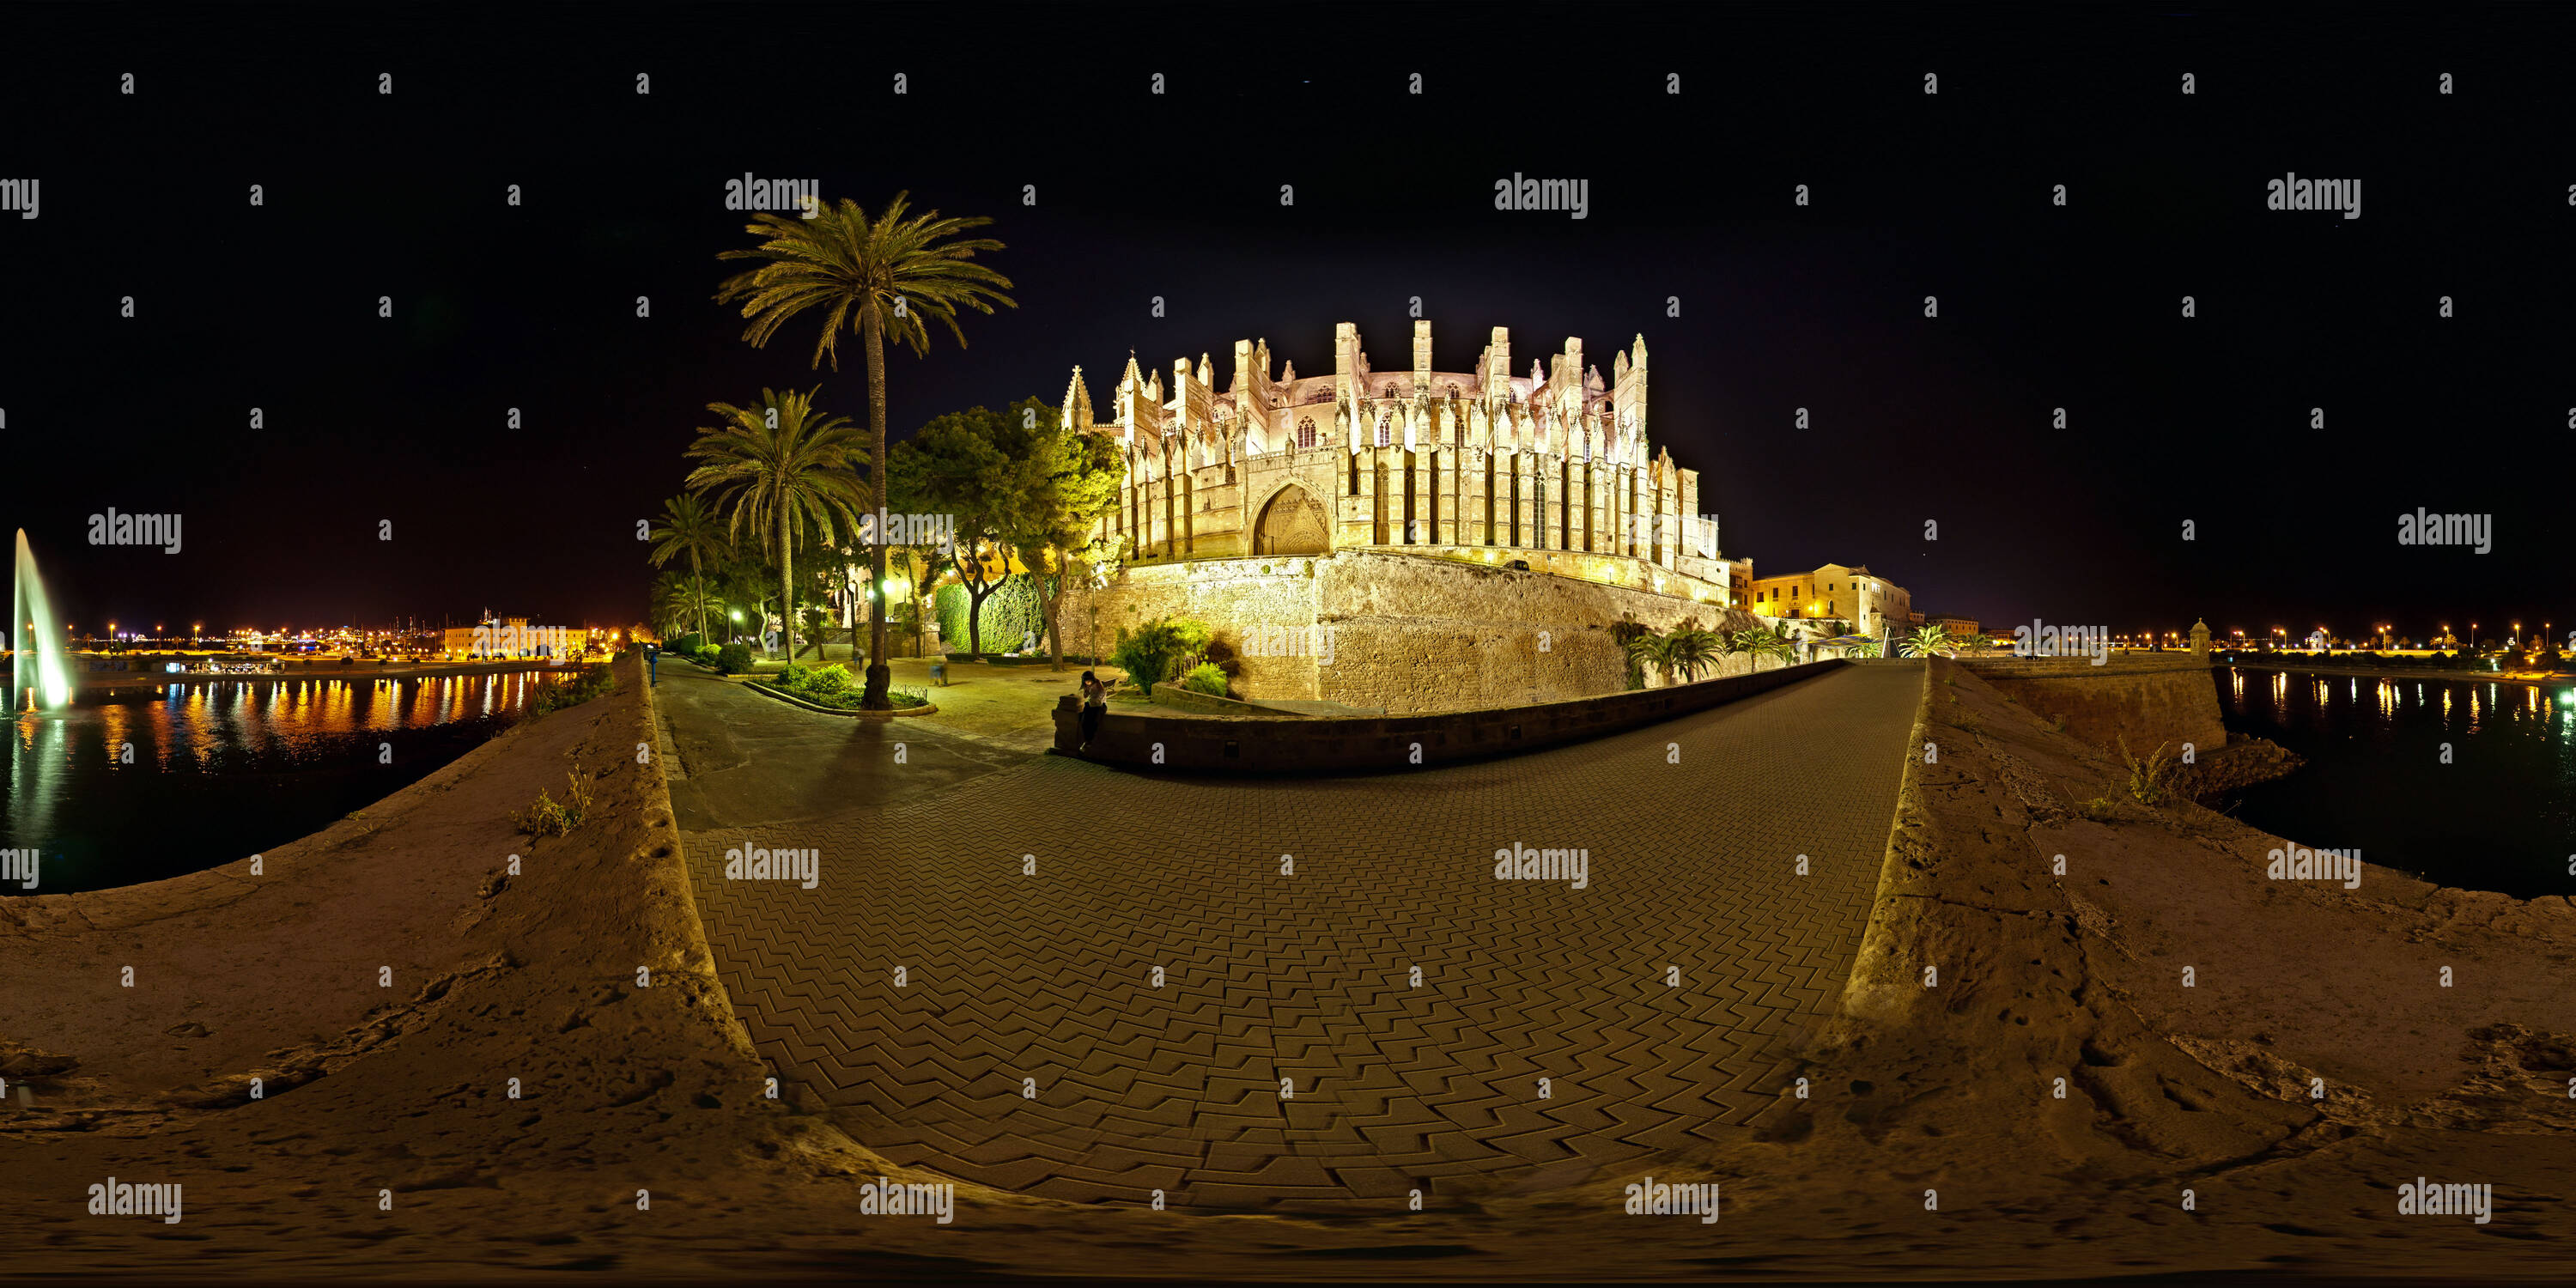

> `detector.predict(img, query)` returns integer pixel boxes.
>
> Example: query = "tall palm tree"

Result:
[651,570,725,641]
[646,493,728,641]
[684,387,872,661]
[716,192,1015,708]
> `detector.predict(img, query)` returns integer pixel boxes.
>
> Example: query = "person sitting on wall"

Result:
[1078,670,1108,749]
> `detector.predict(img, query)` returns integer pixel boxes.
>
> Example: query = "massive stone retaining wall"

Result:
[1061,549,1761,714]
[1959,653,2227,757]
[1054,658,1850,774]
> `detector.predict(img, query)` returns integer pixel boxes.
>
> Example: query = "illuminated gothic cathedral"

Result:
[1058,320,1759,712]
[1064,321,1747,598]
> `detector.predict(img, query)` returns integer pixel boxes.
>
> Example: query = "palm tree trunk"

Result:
[861,303,892,708]
[777,500,793,662]
[690,550,706,641]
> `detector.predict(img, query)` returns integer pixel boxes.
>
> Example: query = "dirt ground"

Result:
[3,654,2568,1280]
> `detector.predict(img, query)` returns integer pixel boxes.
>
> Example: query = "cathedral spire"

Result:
[1061,365,1095,432]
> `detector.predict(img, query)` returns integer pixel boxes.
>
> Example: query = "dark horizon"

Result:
[3,3,2567,645]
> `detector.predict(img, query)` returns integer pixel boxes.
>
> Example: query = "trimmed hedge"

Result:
[934,574,1042,653]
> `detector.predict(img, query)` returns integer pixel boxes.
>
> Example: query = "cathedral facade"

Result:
[1058,321,1759,713]
[1066,321,1749,607]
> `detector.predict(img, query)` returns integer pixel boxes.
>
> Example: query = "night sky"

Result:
[3,4,2567,645]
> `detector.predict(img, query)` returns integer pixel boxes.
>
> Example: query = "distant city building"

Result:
[440,617,591,659]
[1923,613,1979,637]
[1750,563,1911,635]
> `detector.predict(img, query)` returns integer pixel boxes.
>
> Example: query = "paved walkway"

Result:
[657,662,1921,1211]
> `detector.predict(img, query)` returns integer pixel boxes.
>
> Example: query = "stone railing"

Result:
[1054,659,1846,774]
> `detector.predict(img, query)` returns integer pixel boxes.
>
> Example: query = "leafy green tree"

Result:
[884,394,1121,667]
[1009,408,1124,670]
[684,387,871,660]
[797,604,833,659]
[887,404,1015,656]
[717,192,1015,708]
[647,492,729,641]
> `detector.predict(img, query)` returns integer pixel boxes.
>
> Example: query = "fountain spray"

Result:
[13,529,75,708]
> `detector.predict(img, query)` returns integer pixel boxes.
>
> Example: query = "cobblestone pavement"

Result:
[659,663,1922,1211]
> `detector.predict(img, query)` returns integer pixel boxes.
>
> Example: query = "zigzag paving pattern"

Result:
[659,663,1922,1210]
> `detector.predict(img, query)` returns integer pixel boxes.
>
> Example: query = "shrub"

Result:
[532,663,613,715]
[1180,662,1229,697]
[1611,621,1656,690]
[2118,736,2174,805]
[512,767,596,837]
[714,642,754,674]
[1109,617,1212,692]
[891,684,931,708]
[672,632,705,654]
[777,662,863,706]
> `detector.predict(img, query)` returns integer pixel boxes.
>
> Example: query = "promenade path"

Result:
[657,662,1921,1211]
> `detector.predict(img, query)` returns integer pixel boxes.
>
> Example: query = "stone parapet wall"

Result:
[1959,653,2227,756]
[1065,549,1759,714]
[1055,658,1848,773]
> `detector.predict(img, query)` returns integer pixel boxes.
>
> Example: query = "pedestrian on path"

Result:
[1078,670,1108,748]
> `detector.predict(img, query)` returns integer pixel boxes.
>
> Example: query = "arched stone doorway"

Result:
[1253,483,1329,556]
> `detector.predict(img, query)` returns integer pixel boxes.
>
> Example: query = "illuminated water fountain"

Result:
[12,529,75,709]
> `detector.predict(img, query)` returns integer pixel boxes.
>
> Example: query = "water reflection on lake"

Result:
[2218,667,2576,897]
[5,671,571,894]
